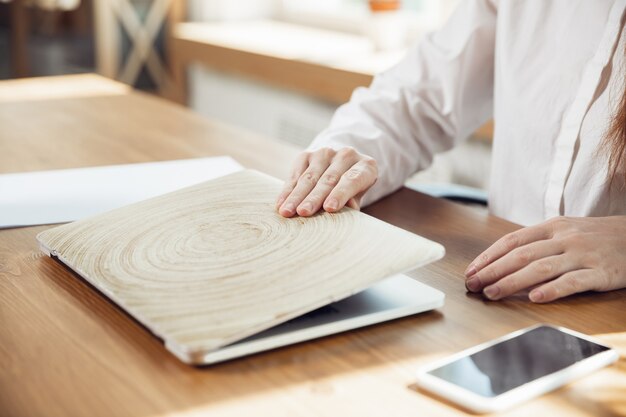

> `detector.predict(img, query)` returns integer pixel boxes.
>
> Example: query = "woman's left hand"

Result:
[464,216,626,303]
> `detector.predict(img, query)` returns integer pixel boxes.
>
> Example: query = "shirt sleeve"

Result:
[307,0,497,206]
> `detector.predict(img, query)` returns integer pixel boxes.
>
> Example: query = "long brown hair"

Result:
[603,40,626,187]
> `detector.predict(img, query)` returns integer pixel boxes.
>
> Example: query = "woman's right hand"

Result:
[276,147,378,218]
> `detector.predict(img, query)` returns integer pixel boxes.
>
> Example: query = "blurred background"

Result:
[0,0,492,201]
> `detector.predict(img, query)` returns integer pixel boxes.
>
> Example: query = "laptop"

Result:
[38,169,445,365]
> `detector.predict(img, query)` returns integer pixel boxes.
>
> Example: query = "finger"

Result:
[276,152,311,209]
[346,182,370,211]
[279,150,333,217]
[323,159,377,213]
[481,254,579,300]
[346,197,360,210]
[295,152,360,216]
[465,239,565,292]
[529,269,596,303]
[465,224,553,277]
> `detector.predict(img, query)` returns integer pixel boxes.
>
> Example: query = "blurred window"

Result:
[280,0,456,39]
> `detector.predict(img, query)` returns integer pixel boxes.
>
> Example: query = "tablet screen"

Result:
[427,325,609,397]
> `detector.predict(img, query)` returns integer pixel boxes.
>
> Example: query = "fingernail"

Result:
[529,289,544,303]
[326,198,338,211]
[466,277,481,292]
[484,285,500,300]
[282,202,295,214]
[465,264,477,277]
[299,202,313,214]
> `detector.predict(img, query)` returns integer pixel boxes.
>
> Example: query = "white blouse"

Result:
[308,0,626,226]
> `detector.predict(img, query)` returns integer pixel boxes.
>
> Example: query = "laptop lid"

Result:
[37,170,445,364]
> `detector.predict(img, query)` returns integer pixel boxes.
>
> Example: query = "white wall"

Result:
[189,65,337,149]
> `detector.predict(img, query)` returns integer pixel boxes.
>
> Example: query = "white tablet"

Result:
[415,324,618,413]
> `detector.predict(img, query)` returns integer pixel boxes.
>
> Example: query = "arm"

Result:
[277,0,497,217]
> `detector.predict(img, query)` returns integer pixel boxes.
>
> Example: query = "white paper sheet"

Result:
[0,156,243,228]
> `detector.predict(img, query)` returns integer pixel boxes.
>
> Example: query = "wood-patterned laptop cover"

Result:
[37,170,445,363]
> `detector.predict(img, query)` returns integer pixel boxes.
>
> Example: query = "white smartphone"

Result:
[415,324,618,414]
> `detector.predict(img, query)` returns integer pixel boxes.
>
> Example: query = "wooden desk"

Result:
[1,75,624,417]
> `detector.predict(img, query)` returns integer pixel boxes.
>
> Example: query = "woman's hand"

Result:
[276,147,378,217]
[464,216,626,303]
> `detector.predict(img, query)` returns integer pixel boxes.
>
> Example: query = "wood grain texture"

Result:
[1,75,624,417]
[36,169,444,362]
[0,74,300,178]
